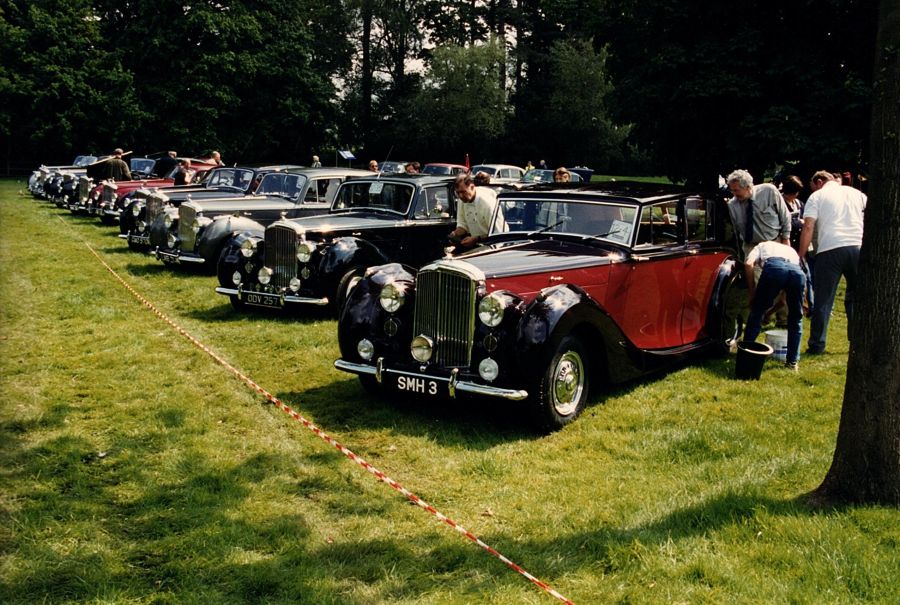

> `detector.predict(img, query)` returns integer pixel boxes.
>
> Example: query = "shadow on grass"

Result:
[183,301,334,324]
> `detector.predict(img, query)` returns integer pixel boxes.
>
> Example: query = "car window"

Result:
[685,196,712,242]
[413,187,451,218]
[636,201,681,247]
[333,181,415,214]
[304,177,342,203]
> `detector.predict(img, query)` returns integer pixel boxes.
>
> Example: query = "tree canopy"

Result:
[0,0,878,182]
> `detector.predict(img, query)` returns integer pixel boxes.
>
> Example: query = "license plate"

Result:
[129,234,150,245]
[242,291,283,307]
[395,374,440,396]
[157,250,180,264]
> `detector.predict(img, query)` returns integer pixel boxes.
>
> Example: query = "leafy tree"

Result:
[541,38,629,169]
[808,0,900,506]
[0,0,140,167]
[597,0,878,183]
[401,39,508,161]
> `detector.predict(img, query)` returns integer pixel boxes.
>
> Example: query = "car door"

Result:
[680,195,729,343]
[616,200,687,349]
[394,183,457,265]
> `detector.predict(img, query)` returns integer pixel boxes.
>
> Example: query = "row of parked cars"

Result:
[29,155,744,431]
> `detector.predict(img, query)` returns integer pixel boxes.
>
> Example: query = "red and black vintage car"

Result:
[334,182,743,431]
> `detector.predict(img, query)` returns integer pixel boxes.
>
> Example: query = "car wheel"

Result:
[334,267,365,317]
[716,275,747,355]
[532,335,590,431]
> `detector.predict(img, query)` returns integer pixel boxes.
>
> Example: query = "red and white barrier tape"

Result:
[77,236,576,605]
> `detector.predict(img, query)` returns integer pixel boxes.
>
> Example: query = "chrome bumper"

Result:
[215,286,330,306]
[333,358,529,401]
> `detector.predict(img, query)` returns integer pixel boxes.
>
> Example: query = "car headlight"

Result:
[240,238,257,258]
[258,266,273,285]
[379,282,405,313]
[164,214,173,228]
[411,335,433,362]
[289,277,301,292]
[232,271,242,286]
[478,293,507,327]
[167,232,177,248]
[296,241,314,263]
[478,357,499,382]
[131,203,142,217]
[357,339,374,361]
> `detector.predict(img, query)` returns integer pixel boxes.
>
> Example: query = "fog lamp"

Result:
[478,357,499,382]
[231,271,241,286]
[379,282,405,313]
[357,339,374,361]
[289,277,301,292]
[411,335,433,363]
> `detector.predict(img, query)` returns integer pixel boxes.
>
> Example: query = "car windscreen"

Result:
[254,173,308,199]
[206,167,255,190]
[73,155,97,167]
[331,181,415,214]
[422,165,450,175]
[471,165,497,176]
[493,198,637,245]
[130,158,156,174]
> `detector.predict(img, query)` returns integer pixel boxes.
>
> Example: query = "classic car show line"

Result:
[27,154,743,431]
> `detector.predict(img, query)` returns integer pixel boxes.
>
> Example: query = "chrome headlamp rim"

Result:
[296,241,314,263]
[257,266,273,285]
[410,335,434,363]
[478,292,507,327]
[239,238,257,258]
[379,282,405,313]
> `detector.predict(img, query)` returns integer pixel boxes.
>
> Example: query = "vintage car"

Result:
[89,158,219,223]
[422,162,468,176]
[378,161,411,174]
[333,182,742,431]
[28,155,98,198]
[470,164,525,184]
[520,168,585,184]
[118,165,301,250]
[150,168,372,269]
[215,174,459,314]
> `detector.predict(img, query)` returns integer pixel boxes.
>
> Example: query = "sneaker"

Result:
[785,361,799,372]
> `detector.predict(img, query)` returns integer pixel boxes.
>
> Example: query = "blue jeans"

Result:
[745,258,806,364]
[808,245,859,353]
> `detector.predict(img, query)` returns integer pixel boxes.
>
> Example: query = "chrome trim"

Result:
[333,359,529,401]
[176,254,206,264]
[214,286,329,306]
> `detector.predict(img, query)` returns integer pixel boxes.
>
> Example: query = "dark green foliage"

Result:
[0,0,879,179]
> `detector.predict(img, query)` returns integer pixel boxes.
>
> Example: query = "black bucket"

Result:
[734,341,773,380]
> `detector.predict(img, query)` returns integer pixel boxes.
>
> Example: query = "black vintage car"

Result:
[215,174,459,314]
[150,168,373,270]
[334,182,743,431]
[118,166,301,250]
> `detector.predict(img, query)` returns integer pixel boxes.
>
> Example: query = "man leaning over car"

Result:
[448,172,501,251]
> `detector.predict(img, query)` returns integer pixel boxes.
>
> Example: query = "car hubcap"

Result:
[551,351,584,417]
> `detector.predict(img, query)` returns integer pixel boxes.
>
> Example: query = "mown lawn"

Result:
[0,178,896,604]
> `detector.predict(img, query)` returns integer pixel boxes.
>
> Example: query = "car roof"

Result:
[342,174,454,186]
[499,181,704,205]
[425,162,467,168]
[473,163,521,170]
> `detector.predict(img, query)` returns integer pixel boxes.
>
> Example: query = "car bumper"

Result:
[155,248,205,264]
[333,358,529,401]
[216,286,330,307]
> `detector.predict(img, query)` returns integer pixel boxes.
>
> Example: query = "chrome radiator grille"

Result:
[178,204,197,250]
[102,185,116,204]
[145,196,164,224]
[265,224,299,288]
[413,268,477,367]
[78,177,90,203]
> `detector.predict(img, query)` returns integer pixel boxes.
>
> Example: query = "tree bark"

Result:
[808,0,900,505]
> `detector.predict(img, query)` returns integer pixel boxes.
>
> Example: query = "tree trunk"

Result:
[808,0,900,505]
[361,0,373,150]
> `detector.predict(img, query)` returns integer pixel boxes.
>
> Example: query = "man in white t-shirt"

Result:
[448,173,503,251]
[797,170,866,354]
[744,241,807,370]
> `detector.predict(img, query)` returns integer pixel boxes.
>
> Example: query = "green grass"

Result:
[1,178,897,604]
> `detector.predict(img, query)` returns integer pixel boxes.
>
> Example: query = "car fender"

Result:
[317,236,391,296]
[515,283,637,385]
[197,214,264,262]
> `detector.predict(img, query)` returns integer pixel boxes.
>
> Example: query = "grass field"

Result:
[1,178,897,604]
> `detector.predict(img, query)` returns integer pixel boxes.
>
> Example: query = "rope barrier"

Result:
[70,225,575,605]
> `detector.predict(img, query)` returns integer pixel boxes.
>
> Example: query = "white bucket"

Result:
[764,329,789,362]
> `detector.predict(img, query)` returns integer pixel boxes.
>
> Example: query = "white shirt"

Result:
[745,241,800,269]
[803,181,866,253]
[457,186,500,238]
